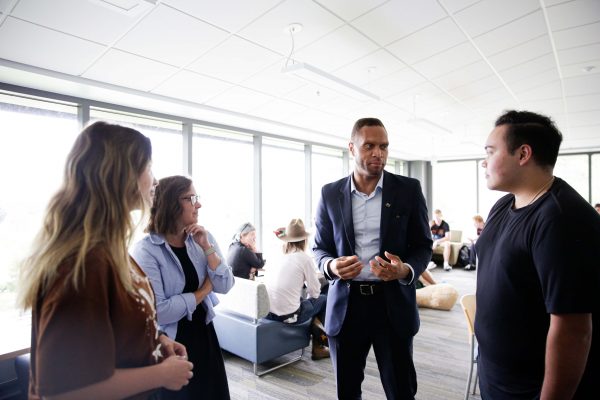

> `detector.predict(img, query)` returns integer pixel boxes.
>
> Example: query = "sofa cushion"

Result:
[215,277,270,319]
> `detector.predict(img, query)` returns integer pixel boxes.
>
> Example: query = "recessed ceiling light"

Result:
[582,65,595,73]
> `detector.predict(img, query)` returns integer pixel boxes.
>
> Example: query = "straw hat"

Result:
[274,218,310,243]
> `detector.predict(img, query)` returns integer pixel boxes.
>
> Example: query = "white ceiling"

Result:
[0,0,599,160]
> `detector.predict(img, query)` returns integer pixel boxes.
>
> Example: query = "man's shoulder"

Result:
[383,171,420,188]
[322,175,350,193]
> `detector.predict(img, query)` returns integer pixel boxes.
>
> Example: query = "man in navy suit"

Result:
[313,118,432,400]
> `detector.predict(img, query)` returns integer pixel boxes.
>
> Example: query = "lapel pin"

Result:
[385,203,391,208]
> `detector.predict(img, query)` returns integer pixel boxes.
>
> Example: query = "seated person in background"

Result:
[463,215,485,270]
[264,218,330,360]
[595,203,600,214]
[427,209,453,271]
[227,222,265,280]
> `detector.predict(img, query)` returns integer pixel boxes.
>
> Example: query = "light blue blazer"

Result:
[131,232,234,339]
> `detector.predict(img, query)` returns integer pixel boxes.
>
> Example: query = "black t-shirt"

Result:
[475,177,600,399]
[430,220,449,240]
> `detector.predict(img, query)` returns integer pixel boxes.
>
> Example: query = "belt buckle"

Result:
[359,284,374,295]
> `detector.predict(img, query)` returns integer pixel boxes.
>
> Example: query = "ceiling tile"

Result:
[152,70,233,104]
[553,21,600,50]
[0,0,14,14]
[448,75,504,101]
[567,110,600,127]
[293,25,379,71]
[387,82,455,114]
[462,86,514,108]
[558,42,600,66]
[546,0,600,32]
[517,80,562,102]
[115,4,229,67]
[283,83,341,107]
[187,36,281,83]
[241,63,306,97]
[314,0,388,21]
[387,18,467,65]
[0,17,105,75]
[500,53,557,84]
[544,0,572,6]
[250,98,308,122]
[333,49,406,86]
[453,0,539,37]
[205,86,274,114]
[564,73,600,97]
[413,42,482,79]
[520,98,564,116]
[237,0,344,55]
[487,35,552,71]
[11,0,140,44]
[433,60,494,91]
[562,60,600,78]
[351,0,446,46]
[161,0,280,32]
[509,68,560,94]
[441,0,482,15]
[566,93,600,113]
[321,95,380,117]
[369,67,426,97]
[473,10,546,56]
[82,49,178,91]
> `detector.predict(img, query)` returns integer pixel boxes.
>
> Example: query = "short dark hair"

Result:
[146,175,192,235]
[495,110,563,168]
[351,117,386,142]
[595,203,600,208]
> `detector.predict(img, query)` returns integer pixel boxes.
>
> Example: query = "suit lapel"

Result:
[338,176,355,254]
[380,171,397,248]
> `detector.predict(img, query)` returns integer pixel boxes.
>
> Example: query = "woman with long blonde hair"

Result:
[20,121,193,400]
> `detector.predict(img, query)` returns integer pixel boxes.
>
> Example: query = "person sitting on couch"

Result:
[264,218,330,360]
[227,222,265,280]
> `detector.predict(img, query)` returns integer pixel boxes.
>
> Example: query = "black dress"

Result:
[162,245,230,400]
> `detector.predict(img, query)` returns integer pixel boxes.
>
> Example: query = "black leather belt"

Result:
[350,281,383,295]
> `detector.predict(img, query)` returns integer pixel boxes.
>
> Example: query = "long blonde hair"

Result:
[19,121,152,309]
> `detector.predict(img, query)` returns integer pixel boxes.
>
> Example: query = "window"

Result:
[262,138,305,261]
[311,146,344,224]
[192,127,254,251]
[90,108,183,180]
[592,154,600,206]
[431,161,477,234]
[0,92,79,320]
[554,154,589,201]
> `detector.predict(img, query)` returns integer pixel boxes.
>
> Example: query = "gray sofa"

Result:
[213,278,311,376]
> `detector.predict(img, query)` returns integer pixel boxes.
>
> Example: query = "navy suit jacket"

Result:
[313,171,432,337]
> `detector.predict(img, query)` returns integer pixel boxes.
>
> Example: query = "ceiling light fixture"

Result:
[281,23,380,102]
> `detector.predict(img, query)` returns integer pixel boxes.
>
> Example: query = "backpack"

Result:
[456,245,471,268]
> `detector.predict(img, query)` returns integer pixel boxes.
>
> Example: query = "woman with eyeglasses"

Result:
[132,175,234,400]
[227,222,265,280]
[19,122,193,399]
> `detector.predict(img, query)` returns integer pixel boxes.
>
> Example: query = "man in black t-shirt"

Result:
[476,110,599,399]
[428,209,453,271]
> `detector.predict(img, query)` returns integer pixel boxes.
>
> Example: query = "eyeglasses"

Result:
[180,194,200,205]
